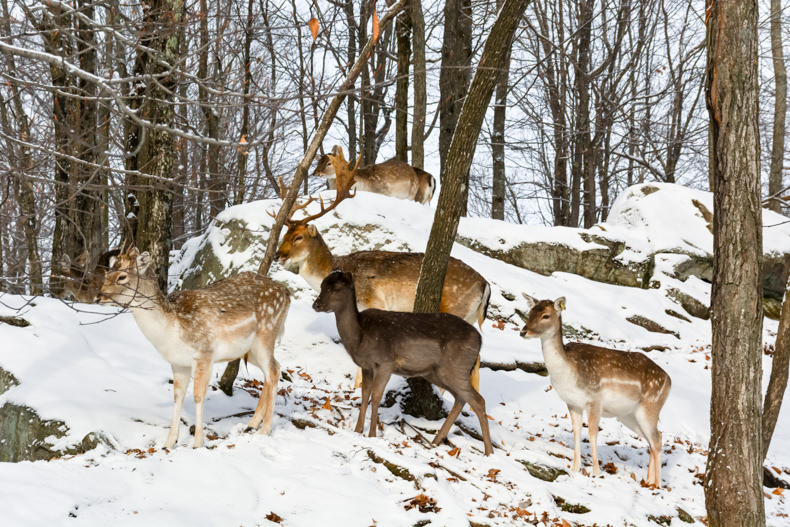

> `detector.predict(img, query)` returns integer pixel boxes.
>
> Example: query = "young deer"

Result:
[520,294,671,488]
[97,247,290,448]
[58,249,120,303]
[314,145,435,204]
[313,271,493,455]
[277,159,490,390]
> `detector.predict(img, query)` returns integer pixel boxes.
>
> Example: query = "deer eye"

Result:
[294,235,303,242]
[117,273,128,283]
[541,314,550,320]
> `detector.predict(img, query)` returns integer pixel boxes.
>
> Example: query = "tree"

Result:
[490,0,510,221]
[704,0,765,524]
[767,0,787,213]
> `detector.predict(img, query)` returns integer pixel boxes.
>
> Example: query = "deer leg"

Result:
[367,370,392,438]
[586,401,602,476]
[191,357,212,448]
[163,365,191,449]
[466,390,493,456]
[569,406,583,473]
[470,355,481,393]
[433,398,464,447]
[636,406,663,488]
[355,368,374,434]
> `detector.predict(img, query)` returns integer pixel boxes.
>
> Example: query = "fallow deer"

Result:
[58,249,120,303]
[520,294,671,488]
[314,145,435,205]
[276,161,490,390]
[97,247,290,449]
[313,271,493,455]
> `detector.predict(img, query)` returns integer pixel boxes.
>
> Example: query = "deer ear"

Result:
[137,251,152,273]
[128,246,140,258]
[554,297,567,311]
[522,293,538,310]
[331,145,340,156]
[307,224,318,237]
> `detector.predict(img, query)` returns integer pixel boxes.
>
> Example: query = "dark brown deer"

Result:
[277,158,490,390]
[520,294,671,487]
[315,145,435,204]
[57,249,120,303]
[97,247,290,448]
[313,270,493,455]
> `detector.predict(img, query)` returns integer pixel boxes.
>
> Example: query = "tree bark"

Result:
[704,0,765,524]
[438,0,472,186]
[763,283,790,460]
[767,0,787,213]
[130,0,182,291]
[490,0,511,220]
[414,0,526,314]
[395,9,411,162]
[410,0,426,170]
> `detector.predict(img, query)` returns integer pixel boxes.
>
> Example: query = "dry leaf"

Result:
[308,18,319,42]
[486,468,500,481]
[372,10,380,44]
[265,511,283,523]
[772,487,785,496]
[448,447,461,457]
[404,494,440,513]
[561,520,572,527]
[322,397,332,410]
[239,134,247,144]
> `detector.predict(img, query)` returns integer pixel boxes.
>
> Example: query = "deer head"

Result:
[96,247,153,308]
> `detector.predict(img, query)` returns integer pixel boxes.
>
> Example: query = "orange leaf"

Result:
[562,520,572,527]
[239,134,247,144]
[773,487,784,496]
[448,447,460,457]
[308,18,319,42]
[372,10,380,44]
[322,397,332,410]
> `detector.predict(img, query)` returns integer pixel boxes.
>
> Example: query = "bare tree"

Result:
[767,0,787,213]
[704,0,765,524]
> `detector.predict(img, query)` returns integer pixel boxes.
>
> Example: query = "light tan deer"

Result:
[520,294,671,488]
[276,160,490,390]
[314,145,435,205]
[57,249,120,303]
[97,247,290,449]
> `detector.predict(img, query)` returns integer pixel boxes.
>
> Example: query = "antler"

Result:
[287,152,360,226]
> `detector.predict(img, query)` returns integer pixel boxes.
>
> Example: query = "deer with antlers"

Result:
[314,146,435,205]
[274,155,490,390]
[97,247,290,448]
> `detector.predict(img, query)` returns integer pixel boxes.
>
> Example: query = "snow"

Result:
[1,184,789,526]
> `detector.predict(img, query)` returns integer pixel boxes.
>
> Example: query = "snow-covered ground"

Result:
[1,185,788,526]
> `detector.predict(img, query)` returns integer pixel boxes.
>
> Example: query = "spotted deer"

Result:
[315,145,435,204]
[520,294,671,488]
[57,249,120,303]
[276,162,490,390]
[313,271,493,455]
[97,247,290,448]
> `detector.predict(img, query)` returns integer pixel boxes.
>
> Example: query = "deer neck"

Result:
[537,321,574,375]
[332,296,363,354]
[126,278,173,338]
[300,235,335,291]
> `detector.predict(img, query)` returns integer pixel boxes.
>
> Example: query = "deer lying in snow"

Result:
[520,294,671,488]
[97,247,290,448]
[314,145,435,204]
[277,157,490,390]
[313,270,494,455]
[57,249,120,303]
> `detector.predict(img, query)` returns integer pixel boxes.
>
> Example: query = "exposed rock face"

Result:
[0,366,108,462]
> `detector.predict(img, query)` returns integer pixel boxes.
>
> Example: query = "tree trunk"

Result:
[704,0,765,524]
[343,0,358,161]
[130,0,182,291]
[395,9,411,162]
[763,283,790,460]
[438,0,472,185]
[410,0,426,170]
[491,0,510,221]
[767,0,787,213]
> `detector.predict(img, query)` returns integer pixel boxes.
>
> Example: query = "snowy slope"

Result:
[1,185,789,526]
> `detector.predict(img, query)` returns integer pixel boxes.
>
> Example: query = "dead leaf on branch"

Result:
[308,18,319,41]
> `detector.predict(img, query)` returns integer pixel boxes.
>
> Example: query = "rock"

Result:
[517,459,567,482]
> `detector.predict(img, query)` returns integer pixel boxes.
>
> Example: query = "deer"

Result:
[313,270,494,455]
[57,249,120,303]
[275,158,490,391]
[520,294,671,488]
[314,145,435,205]
[97,247,290,449]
